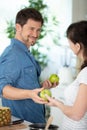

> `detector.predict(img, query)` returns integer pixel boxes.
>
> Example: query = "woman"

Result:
[46,21,87,130]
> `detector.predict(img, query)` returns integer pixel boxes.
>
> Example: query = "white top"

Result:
[60,67,87,130]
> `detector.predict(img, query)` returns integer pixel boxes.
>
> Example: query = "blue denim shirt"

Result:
[0,38,45,123]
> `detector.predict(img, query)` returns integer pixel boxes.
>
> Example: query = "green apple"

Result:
[49,74,59,84]
[40,89,52,101]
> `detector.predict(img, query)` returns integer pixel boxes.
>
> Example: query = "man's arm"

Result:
[2,85,47,104]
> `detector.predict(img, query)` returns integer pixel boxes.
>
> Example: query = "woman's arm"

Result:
[46,83,87,121]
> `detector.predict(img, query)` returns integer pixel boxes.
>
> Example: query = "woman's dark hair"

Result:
[66,21,87,69]
[15,8,44,26]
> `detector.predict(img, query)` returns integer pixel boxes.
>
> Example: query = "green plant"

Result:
[6,0,60,70]
[6,20,15,39]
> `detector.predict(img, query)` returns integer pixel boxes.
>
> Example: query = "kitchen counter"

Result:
[0,115,59,130]
[0,116,31,130]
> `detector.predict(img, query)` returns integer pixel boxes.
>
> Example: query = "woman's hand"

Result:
[45,95,57,106]
[45,94,60,107]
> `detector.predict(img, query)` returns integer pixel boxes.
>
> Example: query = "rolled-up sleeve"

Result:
[0,54,20,95]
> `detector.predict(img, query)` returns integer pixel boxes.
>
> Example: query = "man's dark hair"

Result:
[15,8,44,26]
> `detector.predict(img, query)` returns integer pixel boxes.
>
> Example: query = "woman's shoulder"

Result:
[79,67,87,74]
[77,67,87,84]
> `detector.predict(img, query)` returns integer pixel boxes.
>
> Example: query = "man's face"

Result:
[16,19,42,48]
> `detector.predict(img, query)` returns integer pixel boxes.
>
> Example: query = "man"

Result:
[0,8,57,123]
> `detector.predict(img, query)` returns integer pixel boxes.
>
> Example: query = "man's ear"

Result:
[15,24,21,32]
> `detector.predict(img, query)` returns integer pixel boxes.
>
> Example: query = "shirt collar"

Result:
[11,38,29,53]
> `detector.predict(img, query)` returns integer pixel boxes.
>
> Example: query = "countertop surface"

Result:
[0,116,31,130]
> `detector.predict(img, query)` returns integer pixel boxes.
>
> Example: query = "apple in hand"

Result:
[40,89,52,101]
[49,74,59,84]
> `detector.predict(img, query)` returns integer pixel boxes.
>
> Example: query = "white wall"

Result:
[72,0,87,22]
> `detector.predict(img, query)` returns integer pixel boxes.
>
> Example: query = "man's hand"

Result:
[41,80,59,89]
[30,88,48,104]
